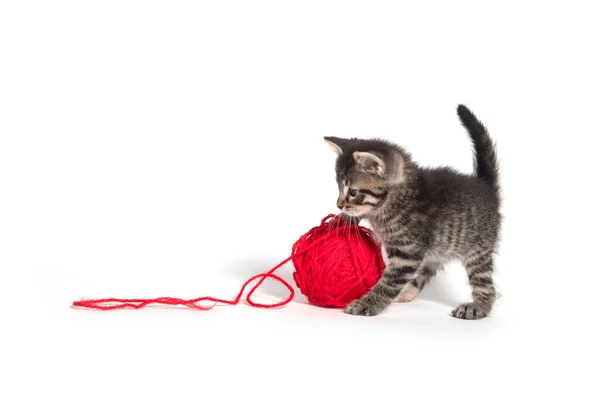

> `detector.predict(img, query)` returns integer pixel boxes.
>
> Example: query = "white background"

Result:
[1,1,599,404]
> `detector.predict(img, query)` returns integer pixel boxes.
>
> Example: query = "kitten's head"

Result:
[324,136,409,218]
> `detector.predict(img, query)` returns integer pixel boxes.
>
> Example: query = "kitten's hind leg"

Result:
[452,252,496,320]
[396,263,440,302]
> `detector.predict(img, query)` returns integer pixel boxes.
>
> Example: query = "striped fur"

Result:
[325,105,501,320]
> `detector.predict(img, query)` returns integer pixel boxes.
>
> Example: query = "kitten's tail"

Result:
[457,104,500,192]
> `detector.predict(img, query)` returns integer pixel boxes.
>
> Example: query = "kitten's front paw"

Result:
[344,299,381,317]
[451,302,490,320]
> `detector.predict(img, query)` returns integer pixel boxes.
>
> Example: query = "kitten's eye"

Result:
[349,188,358,197]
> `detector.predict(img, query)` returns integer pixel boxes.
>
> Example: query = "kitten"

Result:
[325,105,501,320]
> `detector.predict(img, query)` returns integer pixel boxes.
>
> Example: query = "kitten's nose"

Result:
[337,200,344,210]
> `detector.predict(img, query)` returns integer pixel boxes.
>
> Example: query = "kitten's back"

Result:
[419,166,501,259]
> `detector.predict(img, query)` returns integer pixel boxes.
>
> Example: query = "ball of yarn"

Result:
[291,214,386,308]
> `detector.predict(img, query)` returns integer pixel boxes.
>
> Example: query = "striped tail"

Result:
[457,104,500,192]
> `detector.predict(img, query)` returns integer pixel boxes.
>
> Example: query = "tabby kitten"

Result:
[325,105,501,320]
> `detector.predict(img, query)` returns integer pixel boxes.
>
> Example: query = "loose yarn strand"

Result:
[72,256,298,311]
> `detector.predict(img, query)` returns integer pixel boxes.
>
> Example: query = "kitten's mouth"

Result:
[341,207,365,217]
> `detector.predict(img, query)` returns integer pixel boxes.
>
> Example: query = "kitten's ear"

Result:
[323,136,344,154]
[353,151,385,177]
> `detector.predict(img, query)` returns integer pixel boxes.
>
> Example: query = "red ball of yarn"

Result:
[291,214,386,308]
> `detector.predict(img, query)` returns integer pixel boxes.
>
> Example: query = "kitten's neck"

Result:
[367,167,422,226]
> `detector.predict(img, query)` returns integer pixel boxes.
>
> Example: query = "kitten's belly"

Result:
[376,227,467,264]
[427,238,470,262]
[423,248,461,264]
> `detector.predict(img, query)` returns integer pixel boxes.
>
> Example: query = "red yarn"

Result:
[71,214,385,311]
[292,214,385,307]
